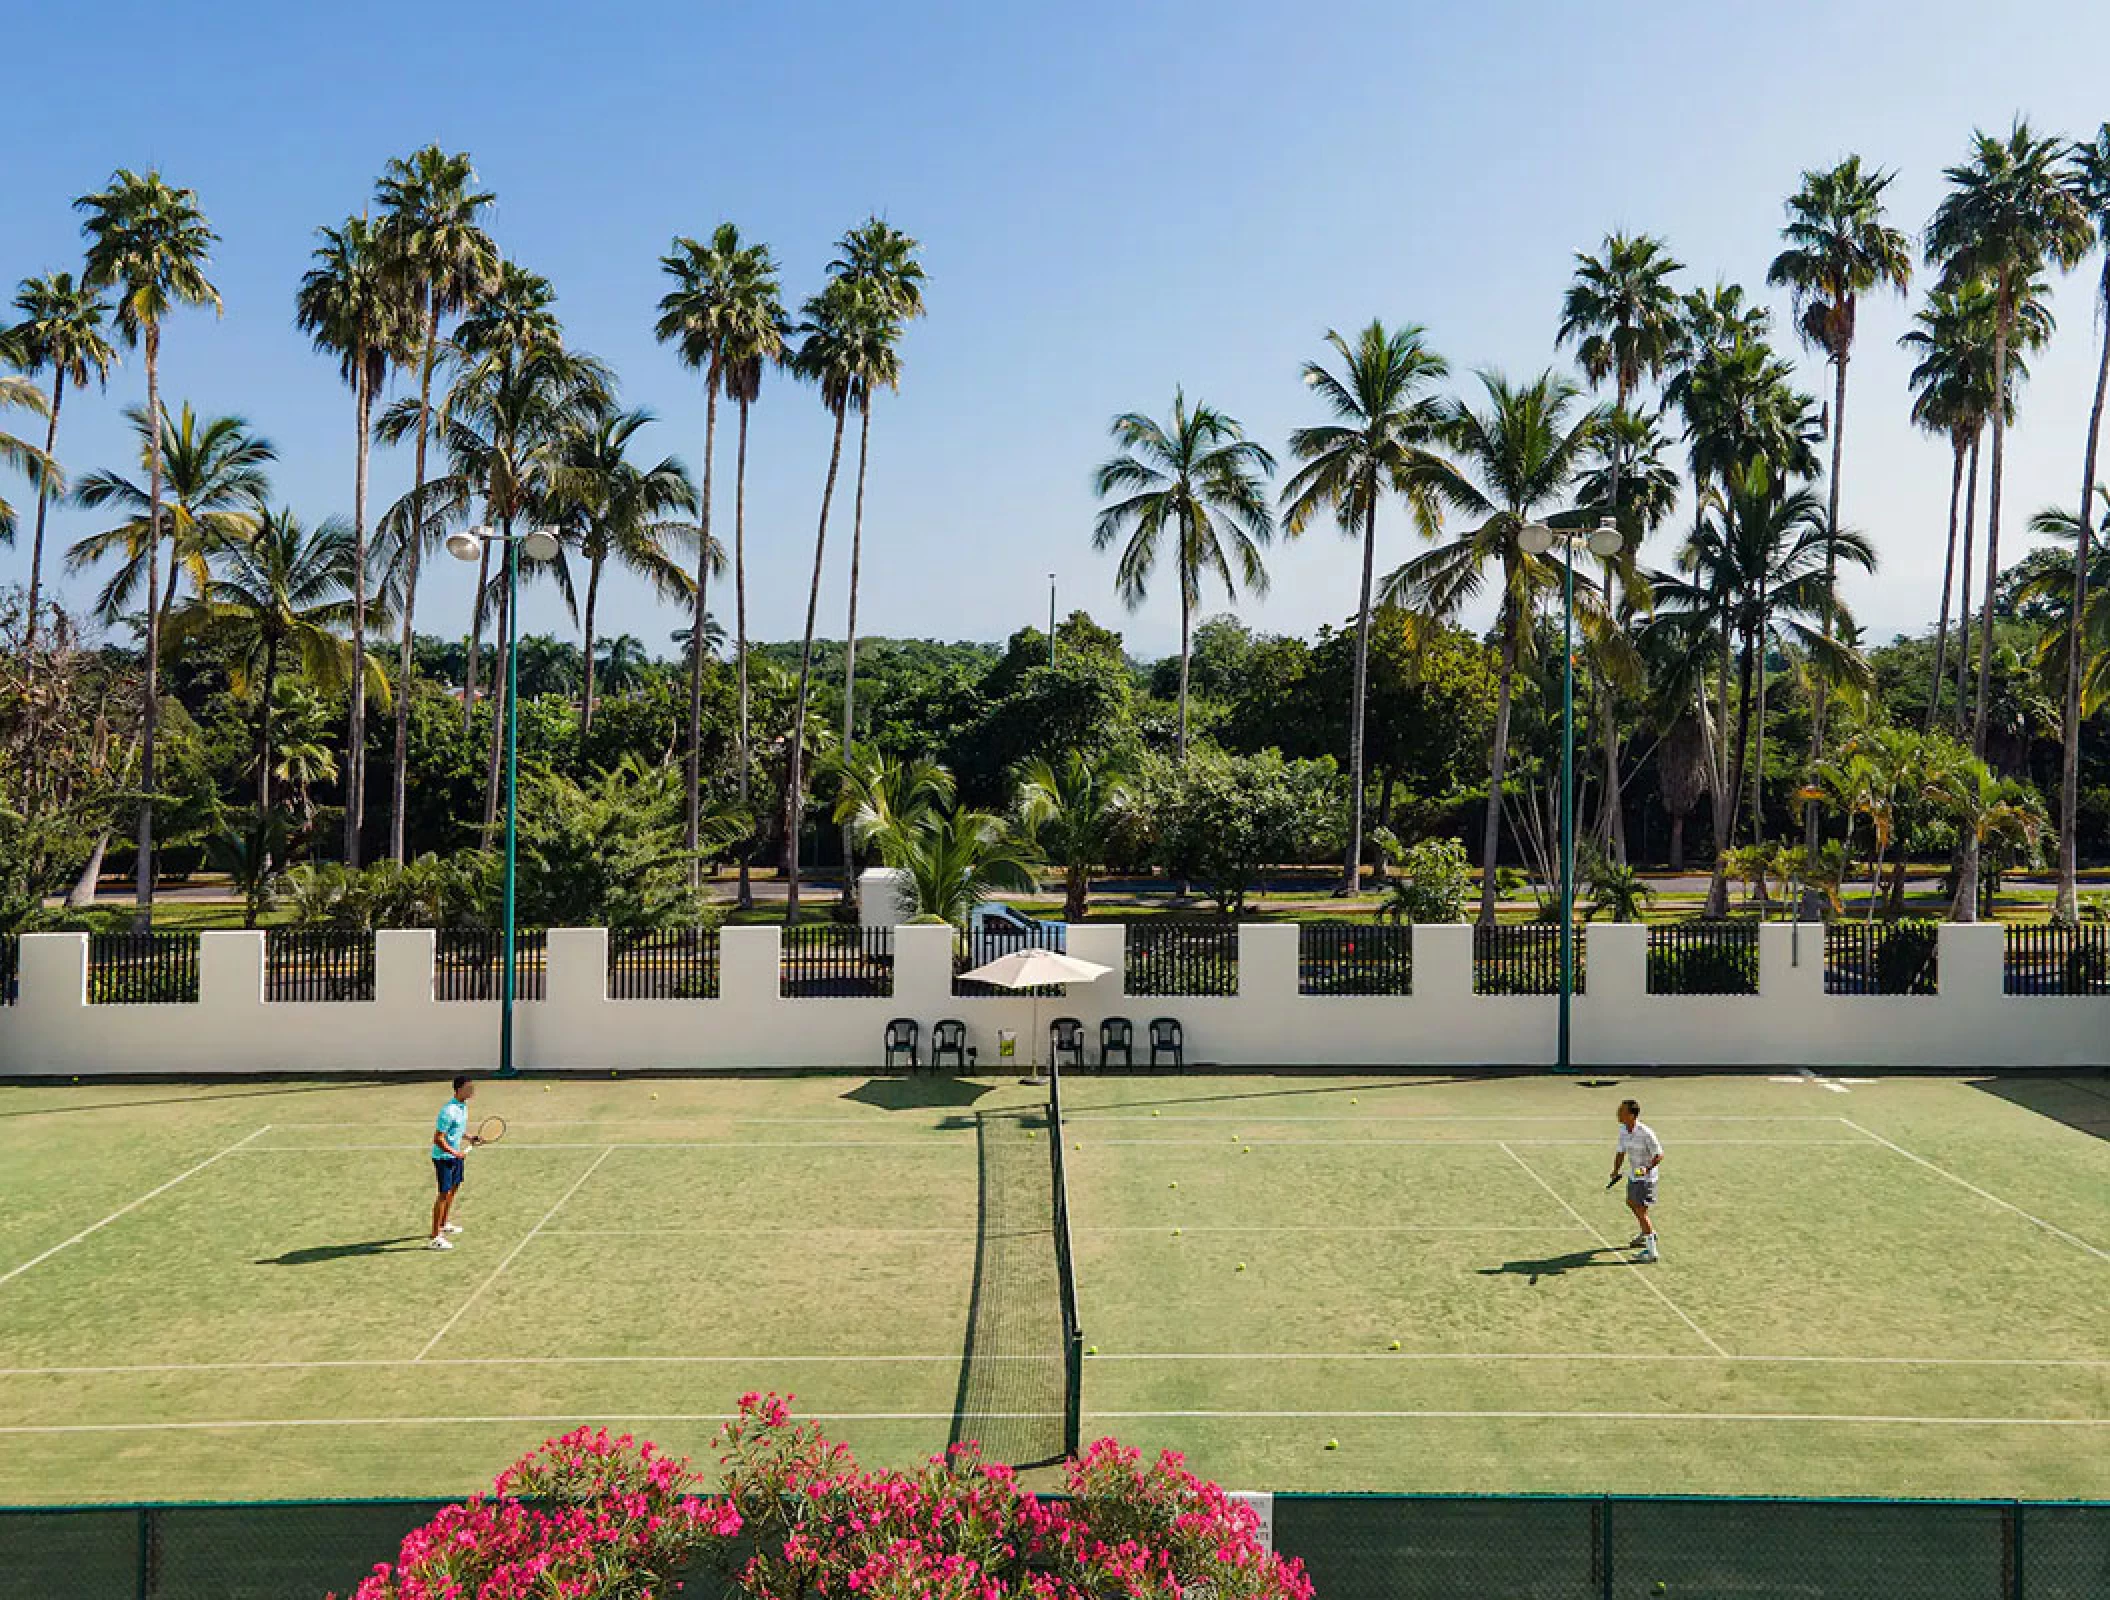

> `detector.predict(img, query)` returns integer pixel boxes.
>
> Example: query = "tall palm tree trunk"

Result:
[687,379,719,879]
[345,367,371,866]
[391,296,440,863]
[25,370,64,659]
[1342,493,1378,895]
[734,399,754,911]
[256,634,281,819]
[2056,273,2110,923]
[840,398,873,908]
[580,556,603,737]
[134,325,165,927]
[462,541,490,734]
[1926,438,1966,732]
[1803,351,1851,881]
[1710,638,1759,918]
[1955,436,1982,728]
[1476,605,1520,927]
[1973,310,2012,761]
[785,406,848,924]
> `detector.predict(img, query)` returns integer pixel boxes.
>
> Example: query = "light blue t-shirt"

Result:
[433,1098,468,1161]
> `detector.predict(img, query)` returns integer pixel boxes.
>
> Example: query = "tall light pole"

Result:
[447,523,560,1077]
[1048,573,1057,667]
[1517,517,1624,1072]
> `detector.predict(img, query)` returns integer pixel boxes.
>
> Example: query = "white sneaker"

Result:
[1633,1245,1659,1263]
[442,1223,463,1235]
[428,1235,453,1251]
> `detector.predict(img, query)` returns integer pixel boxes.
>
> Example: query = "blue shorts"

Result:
[433,1157,465,1194]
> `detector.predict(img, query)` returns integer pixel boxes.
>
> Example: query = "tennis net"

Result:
[1048,1062,1085,1459]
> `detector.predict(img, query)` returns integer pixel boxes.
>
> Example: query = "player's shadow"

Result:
[1477,1247,1621,1285]
[254,1237,429,1265]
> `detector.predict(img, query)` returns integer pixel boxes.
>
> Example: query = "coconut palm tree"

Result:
[1382,371,1601,925]
[1280,322,1450,893]
[549,403,697,734]
[1927,121,2091,916]
[8,273,114,656]
[867,805,1040,929]
[2021,492,2110,723]
[75,168,220,919]
[656,225,785,883]
[1559,231,1687,417]
[0,370,54,561]
[1017,748,1140,922]
[595,633,650,696]
[1092,392,1276,764]
[2055,126,2110,922]
[68,404,273,627]
[373,145,499,862]
[295,215,406,865]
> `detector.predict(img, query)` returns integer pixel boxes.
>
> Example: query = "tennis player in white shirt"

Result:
[1610,1099,1664,1262]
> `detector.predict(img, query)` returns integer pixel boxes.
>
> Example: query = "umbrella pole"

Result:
[1020,991,1045,1087]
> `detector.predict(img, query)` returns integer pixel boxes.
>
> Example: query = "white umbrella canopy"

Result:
[955,947,1111,1083]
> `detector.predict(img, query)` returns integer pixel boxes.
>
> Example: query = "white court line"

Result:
[0,1127,270,1290]
[1498,1142,1729,1358]
[1081,1139,1865,1147]
[1839,1118,2110,1265]
[538,1224,1579,1237]
[1067,1114,1852,1124]
[240,1140,972,1153]
[4,1349,2105,1379]
[4,1408,2103,1436]
[415,1148,614,1361]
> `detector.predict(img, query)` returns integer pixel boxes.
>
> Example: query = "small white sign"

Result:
[1227,1490,1274,1551]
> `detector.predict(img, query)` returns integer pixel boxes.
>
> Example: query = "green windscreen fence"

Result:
[2,1492,2106,1598]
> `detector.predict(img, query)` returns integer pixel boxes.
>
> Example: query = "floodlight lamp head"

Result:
[1518,523,1557,556]
[522,528,561,563]
[445,530,485,563]
[1587,519,1625,558]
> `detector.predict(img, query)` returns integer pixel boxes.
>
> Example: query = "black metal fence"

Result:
[1826,920,1939,996]
[955,923,1064,997]
[608,928,722,1000]
[779,925,894,998]
[4,1493,2105,1600]
[1472,922,1586,995]
[1124,921,1239,996]
[2004,924,2110,996]
[1298,922,1413,995]
[262,929,376,1002]
[1648,920,1760,995]
[0,932,17,1007]
[432,929,547,1002]
[85,932,200,1005]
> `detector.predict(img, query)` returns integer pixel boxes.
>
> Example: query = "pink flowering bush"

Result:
[339,1394,1313,1600]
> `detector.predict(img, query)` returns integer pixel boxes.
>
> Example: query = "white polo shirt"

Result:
[1618,1120,1663,1179]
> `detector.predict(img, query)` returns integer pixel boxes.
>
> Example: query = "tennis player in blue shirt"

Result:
[429,1075,474,1251]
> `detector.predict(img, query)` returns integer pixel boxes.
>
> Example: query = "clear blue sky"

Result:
[7,0,2110,662]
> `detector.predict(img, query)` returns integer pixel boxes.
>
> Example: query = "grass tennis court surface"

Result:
[0,1070,2105,1505]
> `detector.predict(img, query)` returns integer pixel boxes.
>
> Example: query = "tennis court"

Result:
[0,1070,2104,1505]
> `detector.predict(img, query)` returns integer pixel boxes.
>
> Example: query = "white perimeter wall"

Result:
[0,923,2100,1077]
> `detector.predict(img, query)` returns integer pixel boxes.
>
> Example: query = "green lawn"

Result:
[0,1072,2104,1505]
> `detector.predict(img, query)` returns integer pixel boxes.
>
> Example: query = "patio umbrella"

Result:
[955,948,1112,1085]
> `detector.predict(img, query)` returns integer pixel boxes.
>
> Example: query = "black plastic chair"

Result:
[1049,1016,1085,1071]
[1148,1017,1185,1071]
[883,1017,920,1071]
[930,1019,969,1072]
[1099,1017,1135,1070]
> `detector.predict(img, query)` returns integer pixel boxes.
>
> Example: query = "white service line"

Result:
[415,1148,615,1361]
[0,1127,271,1290]
[1498,1142,1729,1358]
[1839,1118,2110,1265]
[241,1140,971,1152]
[1067,1114,1852,1124]
[1096,1410,2110,1427]
[1082,1138,1865,1147]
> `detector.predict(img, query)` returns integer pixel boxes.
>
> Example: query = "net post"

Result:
[1598,1496,1614,1600]
[135,1504,152,1600]
[1064,1327,1083,1459]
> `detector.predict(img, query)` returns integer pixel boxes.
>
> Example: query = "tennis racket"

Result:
[471,1114,507,1148]
[1605,1173,1622,1191]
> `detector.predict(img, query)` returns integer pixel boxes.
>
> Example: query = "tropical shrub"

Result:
[1381,835,1472,924]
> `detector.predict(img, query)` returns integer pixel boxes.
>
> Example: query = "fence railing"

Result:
[433,929,548,1002]
[607,927,722,1000]
[954,923,1064,997]
[780,925,894,998]
[263,929,377,1002]
[0,932,16,1007]
[1472,922,1585,995]
[1648,920,1760,995]
[1826,920,1939,996]
[2004,923,2110,996]
[86,932,201,1005]
[4,1492,2104,1600]
[1298,922,1413,996]
[1124,921,1239,996]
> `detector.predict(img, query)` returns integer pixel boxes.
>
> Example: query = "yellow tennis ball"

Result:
[1325,1438,1339,1451]
[1235,1262,1247,1272]
[543,1084,552,1093]
[1350,1097,1359,1105]
[1151,1110,1161,1118]
[650,1092,659,1100]
[1168,1181,1177,1189]
[1172,1228,1182,1237]
[1085,1345,1098,1356]
[609,1070,617,1078]
[1388,1340,1401,1351]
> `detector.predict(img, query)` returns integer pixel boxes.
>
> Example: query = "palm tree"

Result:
[1017,748,1140,922]
[595,633,650,696]
[1383,371,1600,925]
[8,273,114,656]
[166,508,376,828]
[68,404,273,627]
[831,750,957,855]
[1280,322,1450,893]
[75,168,221,920]
[2055,126,2110,923]
[656,225,785,886]
[867,805,1040,929]
[373,145,499,862]
[295,215,406,866]
[550,403,697,734]
[1092,392,1276,764]
[0,370,54,564]
[1559,231,1687,417]
[1925,740,2048,922]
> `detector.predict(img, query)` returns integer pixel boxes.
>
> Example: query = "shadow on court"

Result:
[1967,1072,2110,1146]
[840,1076,998,1112]
[0,1079,381,1118]
[1477,1247,1623,1285]
[255,1237,429,1266]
